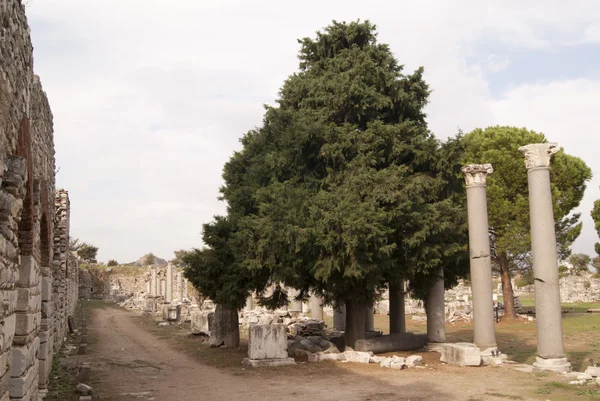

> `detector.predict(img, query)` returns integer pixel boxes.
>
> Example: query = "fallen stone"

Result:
[300,339,321,353]
[78,363,91,383]
[369,356,383,364]
[158,322,170,327]
[242,357,296,368]
[379,357,393,368]
[406,355,423,367]
[308,352,345,363]
[76,383,93,395]
[569,380,587,385]
[577,373,593,381]
[190,310,214,336]
[354,332,427,354]
[77,344,88,355]
[79,397,92,401]
[585,366,600,377]
[343,351,372,364]
[439,343,481,367]
[390,361,406,370]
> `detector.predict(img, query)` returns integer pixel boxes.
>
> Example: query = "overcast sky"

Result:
[27,1,600,263]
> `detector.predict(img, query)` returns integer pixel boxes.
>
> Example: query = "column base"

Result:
[533,357,571,373]
[424,342,446,352]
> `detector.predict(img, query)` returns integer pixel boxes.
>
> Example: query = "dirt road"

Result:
[86,304,547,401]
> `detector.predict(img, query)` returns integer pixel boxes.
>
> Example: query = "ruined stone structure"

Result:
[0,1,77,399]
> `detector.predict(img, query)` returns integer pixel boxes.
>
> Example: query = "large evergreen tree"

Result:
[222,20,468,346]
[592,199,600,256]
[462,126,592,319]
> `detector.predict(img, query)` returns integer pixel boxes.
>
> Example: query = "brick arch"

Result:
[16,116,34,255]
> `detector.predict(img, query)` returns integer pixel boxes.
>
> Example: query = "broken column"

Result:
[519,143,571,373]
[310,294,323,320]
[242,324,296,367]
[333,304,346,330]
[461,164,497,350]
[288,288,303,315]
[389,279,406,334]
[244,294,253,313]
[150,268,157,297]
[166,264,173,302]
[426,269,446,346]
[183,278,189,301]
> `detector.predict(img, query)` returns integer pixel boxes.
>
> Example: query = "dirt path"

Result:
[86,304,554,401]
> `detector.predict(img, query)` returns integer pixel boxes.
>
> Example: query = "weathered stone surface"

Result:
[585,366,600,377]
[354,332,427,354]
[190,310,214,336]
[439,343,481,367]
[242,357,296,368]
[342,351,372,364]
[248,324,288,360]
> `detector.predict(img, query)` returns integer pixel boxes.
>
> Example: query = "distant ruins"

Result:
[0,1,78,400]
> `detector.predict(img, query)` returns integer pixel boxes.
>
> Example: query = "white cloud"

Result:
[490,79,600,256]
[25,0,600,262]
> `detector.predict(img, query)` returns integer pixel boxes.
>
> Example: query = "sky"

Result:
[26,0,600,263]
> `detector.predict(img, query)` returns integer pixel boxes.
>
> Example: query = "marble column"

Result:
[166,264,173,302]
[426,270,446,344]
[462,164,497,349]
[162,279,167,298]
[183,278,189,300]
[244,294,253,312]
[333,304,346,330]
[365,304,375,332]
[519,143,571,372]
[288,288,303,314]
[389,279,406,334]
[310,294,323,320]
[146,279,151,295]
[150,268,157,297]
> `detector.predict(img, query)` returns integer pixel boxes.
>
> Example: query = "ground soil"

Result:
[78,302,598,401]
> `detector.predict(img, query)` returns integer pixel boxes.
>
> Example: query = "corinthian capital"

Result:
[461,164,493,187]
[518,143,560,170]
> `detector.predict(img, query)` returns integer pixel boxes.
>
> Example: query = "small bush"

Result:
[107,259,118,266]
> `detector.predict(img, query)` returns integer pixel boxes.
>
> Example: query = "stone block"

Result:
[308,352,344,362]
[78,363,91,383]
[41,301,54,318]
[248,324,288,360]
[190,310,214,335]
[0,314,16,352]
[16,288,41,313]
[41,278,52,302]
[10,336,40,378]
[585,366,600,377]
[14,312,40,336]
[343,351,372,364]
[242,357,296,368]
[0,370,9,401]
[9,359,38,398]
[38,352,53,386]
[0,351,9,378]
[79,396,92,401]
[15,256,39,287]
[38,334,53,359]
[440,343,481,367]
[78,344,87,355]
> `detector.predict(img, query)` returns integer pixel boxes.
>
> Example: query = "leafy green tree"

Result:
[592,256,600,273]
[592,199,600,255]
[171,249,191,267]
[568,253,591,273]
[182,216,267,347]
[142,253,156,266]
[222,20,468,346]
[76,242,98,263]
[107,259,118,267]
[462,126,592,319]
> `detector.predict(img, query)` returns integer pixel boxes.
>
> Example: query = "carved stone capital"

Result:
[461,164,493,187]
[518,143,560,170]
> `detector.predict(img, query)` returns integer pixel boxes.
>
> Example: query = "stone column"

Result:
[146,279,150,295]
[365,304,375,332]
[150,268,157,297]
[333,304,346,330]
[288,288,303,314]
[183,278,189,300]
[426,270,446,344]
[462,164,497,349]
[389,279,406,334]
[166,264,173,302]
[244,294,253,312]
[310,294,323,320]
[162,279,167,298]
[519,143,571,372]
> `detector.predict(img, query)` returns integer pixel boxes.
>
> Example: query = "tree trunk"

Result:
[345,298,366,349]
[499,254,517,320]
[389,278,406,334]
[210,304,240,348]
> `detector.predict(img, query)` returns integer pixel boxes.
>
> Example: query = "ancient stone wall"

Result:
[0,1,77,399]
